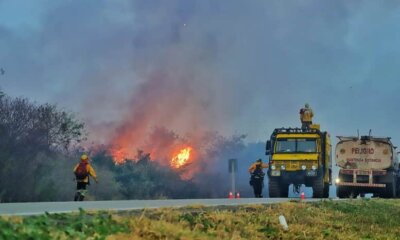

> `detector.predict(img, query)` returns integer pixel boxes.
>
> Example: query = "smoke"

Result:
[107,64,214,163]
[3,1,400,197]
[82,1,236,170]
[3,1,400,142]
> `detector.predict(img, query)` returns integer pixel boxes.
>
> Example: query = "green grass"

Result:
[2,199,400,239]
[0,208,129,240]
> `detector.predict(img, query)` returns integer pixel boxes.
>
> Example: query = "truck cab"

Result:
[266,127,332,198]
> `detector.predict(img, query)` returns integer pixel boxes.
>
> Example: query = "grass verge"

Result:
[1,199,400,239]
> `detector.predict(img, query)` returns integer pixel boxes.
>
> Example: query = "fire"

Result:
[110,147,128,164]
[171,147,192,169]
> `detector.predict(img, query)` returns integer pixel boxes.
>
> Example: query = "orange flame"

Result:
[110,147,129,164]
[171,147,192,169]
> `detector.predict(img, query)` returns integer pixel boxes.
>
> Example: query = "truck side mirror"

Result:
[266,140,271,155]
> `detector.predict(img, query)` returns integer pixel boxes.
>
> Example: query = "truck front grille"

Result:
[273,161,317,171]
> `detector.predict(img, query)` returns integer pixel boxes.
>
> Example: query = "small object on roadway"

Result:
[228,192,234,199]
[279,215,289,231]
[300,192,305,200]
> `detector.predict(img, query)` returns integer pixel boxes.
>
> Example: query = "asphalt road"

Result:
[0,198,323,216]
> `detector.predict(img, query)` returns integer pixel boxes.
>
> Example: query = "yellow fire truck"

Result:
[266,126,332,198]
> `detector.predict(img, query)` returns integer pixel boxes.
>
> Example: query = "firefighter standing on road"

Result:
[73,154,98,201]
[300,103,314,130]
[249,159,269,198]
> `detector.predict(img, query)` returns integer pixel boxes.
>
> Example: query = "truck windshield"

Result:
[275,138,317,153]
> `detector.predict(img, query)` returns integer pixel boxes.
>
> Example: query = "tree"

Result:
[0,93,86,202]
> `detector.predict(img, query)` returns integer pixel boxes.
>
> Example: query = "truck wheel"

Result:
[380,174,397,198]
[269,178,281,198]
[312,175,324,198]
[336,186,349,198]
[323,183,329,198]
[396,177,400,198]
[384,183,396,198]
[280,183,289,198]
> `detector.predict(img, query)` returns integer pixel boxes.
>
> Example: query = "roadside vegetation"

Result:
[1,199,400,239]
[0,90,199,202]
[0,91,86,202]
[0,90,257,202]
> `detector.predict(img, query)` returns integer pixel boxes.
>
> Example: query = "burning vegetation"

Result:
[171,147,192,169]
[109,143,196,179]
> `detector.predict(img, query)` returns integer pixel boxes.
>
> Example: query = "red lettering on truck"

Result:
[351,148,374,154]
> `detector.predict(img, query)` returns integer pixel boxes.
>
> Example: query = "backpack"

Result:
[75,162,89,180]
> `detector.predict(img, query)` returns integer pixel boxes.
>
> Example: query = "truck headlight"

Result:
[311,165,317,170]
[301,165,306,170]
[335,178,340,184]
[281,165,286,170]
[271,165,276,170]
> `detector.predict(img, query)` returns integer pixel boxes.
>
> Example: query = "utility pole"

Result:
[228,159,238,197]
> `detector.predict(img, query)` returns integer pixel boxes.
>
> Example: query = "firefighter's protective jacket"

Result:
[73,162,97,183]
[300,108,314,122]
[248,162,269,173]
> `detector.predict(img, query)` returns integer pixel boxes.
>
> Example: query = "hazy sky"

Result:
[1,1,400,147]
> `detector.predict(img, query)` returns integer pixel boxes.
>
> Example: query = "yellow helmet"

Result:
[81,154,89,161]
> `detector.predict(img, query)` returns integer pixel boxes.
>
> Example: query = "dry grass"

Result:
[2,199,400,239]
[109,199,400,240]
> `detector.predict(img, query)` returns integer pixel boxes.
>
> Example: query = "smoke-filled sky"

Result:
[1,1,400,147]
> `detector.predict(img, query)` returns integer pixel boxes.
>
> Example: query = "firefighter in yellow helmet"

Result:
[73,154,98,201]
[300,103,314,130]
[249,159,269,198]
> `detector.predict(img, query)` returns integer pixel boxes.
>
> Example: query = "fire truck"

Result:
[266,126,332,198]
